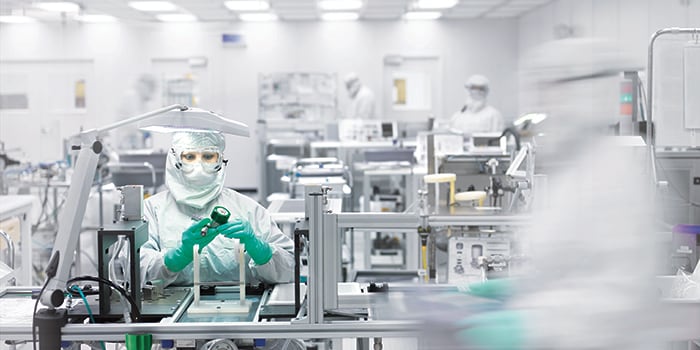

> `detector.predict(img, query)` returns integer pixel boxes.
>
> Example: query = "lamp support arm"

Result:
[42,104,184,307]
[41,142,102,307]
[87,104,186,138]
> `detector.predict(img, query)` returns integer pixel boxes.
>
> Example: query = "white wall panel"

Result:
[0,19,520,189]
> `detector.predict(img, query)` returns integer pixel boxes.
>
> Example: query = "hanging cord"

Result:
[108,236,132,323]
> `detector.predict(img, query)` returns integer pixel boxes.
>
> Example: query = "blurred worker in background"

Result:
[140,132,294,287]
[113,74,157,150]
[343,72,377,119]
[450,74,504,134]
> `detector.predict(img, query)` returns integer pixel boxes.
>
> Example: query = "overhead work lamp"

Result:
[38,104,249,309]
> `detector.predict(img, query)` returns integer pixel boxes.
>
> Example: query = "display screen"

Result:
[473,136,498,147]
[381,122,394,138]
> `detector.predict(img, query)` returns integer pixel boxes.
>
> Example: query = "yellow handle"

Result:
[421,245,428,283]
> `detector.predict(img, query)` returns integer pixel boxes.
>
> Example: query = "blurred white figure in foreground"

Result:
[113,74,157,150]
[343,72,376,119]
[379,38,699,350]
[451,38,700,349]
[449,74,504,134]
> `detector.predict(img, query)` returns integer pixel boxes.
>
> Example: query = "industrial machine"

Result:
[258,72,338,206]
[446,236,511,284]
[279,157,351,202]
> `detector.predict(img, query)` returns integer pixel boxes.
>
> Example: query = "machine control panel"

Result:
[448,236,510,284]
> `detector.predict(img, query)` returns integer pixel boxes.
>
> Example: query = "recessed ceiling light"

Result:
[415,0,458,9]
[224,1,270,11]
[34,2,81,12]
[156,13,197,22]
[128,1,178,12]
[321,12,359,21]
[403,11,442,20]
[0,15,38,23]
[239,12,278,21]
[318,0,363,11]
[75,14,118,23]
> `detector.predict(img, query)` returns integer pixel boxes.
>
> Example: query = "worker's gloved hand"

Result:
[164,218,219,272]
[456,310,526,350]
[214,218,273,265]
[458,279,515,301]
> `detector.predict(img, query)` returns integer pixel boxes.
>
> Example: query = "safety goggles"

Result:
[172,147,225,173]
[467,85,488,93]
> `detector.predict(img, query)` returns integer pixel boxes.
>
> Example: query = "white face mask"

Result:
[183,163,219,187]
[469,88,487,102]
[166,138,227,209]
[467,88,487,112]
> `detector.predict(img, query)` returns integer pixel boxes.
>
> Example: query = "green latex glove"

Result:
[164,218,219,272]
[458,279,515,301]
[214,218,273,265]
[456,310,525,350]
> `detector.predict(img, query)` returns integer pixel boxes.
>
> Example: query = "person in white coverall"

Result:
[343,72,377,119]
[113,74,157,150]
[449,74,504,134]
[140,131,294,287]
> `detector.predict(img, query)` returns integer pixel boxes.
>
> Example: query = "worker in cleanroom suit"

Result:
[449,74,504,134]
[140,132,294,287]
[113,74,157,150]
[343,72,377,119]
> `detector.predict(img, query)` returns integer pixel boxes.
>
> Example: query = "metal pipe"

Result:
[307,185,324,324]
[0,230,15,269]
[646,28,700,188]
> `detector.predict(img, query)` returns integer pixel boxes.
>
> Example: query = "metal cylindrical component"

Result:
[210,206,231,227]
[0,230,15,269]
[125,333,152,350]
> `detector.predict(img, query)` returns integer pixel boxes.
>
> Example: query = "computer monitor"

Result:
[468,132,506,154]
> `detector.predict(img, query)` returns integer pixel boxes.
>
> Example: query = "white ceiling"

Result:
[0,0,554,22]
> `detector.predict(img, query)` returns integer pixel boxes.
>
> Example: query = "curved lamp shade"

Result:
[137,107,249,137]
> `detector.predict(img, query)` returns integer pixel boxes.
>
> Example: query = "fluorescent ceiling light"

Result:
[75,14,118,23]
[156,13,197,22]
[403,11,442,20]
[0,15,38,23]
[321,12,359,21]
[34,2,80,12]
[318,0,363,11]
[224,1,270,11]
[128,1,177,12]
[239,12,278,21]
[415,0,458,9]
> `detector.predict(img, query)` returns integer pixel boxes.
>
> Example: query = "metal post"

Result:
[294,225,302,314]
[356,338,370,350]
[323,212,338,311]
[426,134,436,213]
[307,185,324,324]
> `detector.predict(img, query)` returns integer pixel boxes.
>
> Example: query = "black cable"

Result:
[66,275,141,322]
[32,277,51,350]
